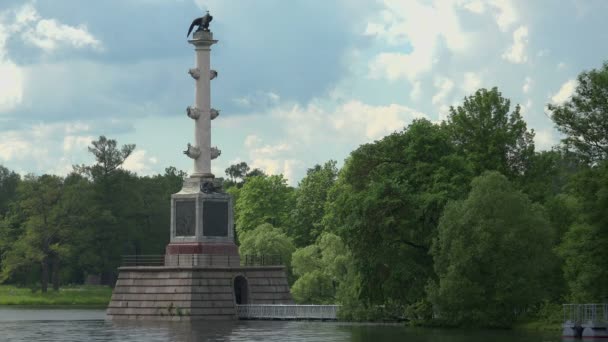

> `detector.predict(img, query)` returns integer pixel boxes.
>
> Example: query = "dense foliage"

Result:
[547,62,608,163]
[430,172,554,327]
[1,61,607,328]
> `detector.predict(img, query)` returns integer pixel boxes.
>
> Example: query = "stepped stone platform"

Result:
[106,265,292,321]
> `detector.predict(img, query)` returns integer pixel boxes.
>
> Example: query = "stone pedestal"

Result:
[106,266,292,321]
[166,177,238,266]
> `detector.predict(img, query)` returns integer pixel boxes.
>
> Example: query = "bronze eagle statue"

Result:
[187,11,213,37]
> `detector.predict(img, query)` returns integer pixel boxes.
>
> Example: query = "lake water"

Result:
[0,308,563,342]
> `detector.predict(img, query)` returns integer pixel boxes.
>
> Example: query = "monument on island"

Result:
[106,12,293,321]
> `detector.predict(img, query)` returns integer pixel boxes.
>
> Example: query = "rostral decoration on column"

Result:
[183,143,201,159]
[210,108,220,120]
[186,106,202,120]
[188,68,200,80]
[210,147,221,160]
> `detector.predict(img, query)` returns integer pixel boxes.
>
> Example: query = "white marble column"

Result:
[188,31,217,178]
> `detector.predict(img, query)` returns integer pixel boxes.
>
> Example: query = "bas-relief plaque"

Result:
[175,200,196,236]
[203,200,228,236]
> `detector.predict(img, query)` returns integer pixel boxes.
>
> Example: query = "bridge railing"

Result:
[236,304,340,320]
[121,254,283,267]
[564,304,608,324]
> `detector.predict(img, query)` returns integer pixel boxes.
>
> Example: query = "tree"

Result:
[1,174,90,292]
[223,162,267,189]
[548,62,608,163]
[447,87,535,177]
[0,165,20,218]
[557,161,608,301]
[516,149,583,203]
[324,119,471,306]
[238,223,295,269]
[430,171,554,327]
[86,136,135,177]
[234,175,294,235]
[245,168,266,179]
[291,232,354,304]
[75,136,138,284]
[289,160,338,247]
[225,162,250,184]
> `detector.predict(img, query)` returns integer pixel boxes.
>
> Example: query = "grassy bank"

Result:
[514,320,561,333]
[0,285,112,306]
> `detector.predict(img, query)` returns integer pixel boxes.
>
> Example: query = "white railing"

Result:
[564,304,608,324]
[236,304,340,320]
[122,254,283,267]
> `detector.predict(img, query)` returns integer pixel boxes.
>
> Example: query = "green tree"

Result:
[84,136,135,177]
[291,232,354,304]
[0,166,20,218]
[517,149,583,203]
[238,223,295,268]
[245,168,265,179]
[324,119,471,307]
[289,160,338,247]
[234,175,294,235]
[430,171,554,327]
[1,174,90,292]
[447,87,535,177]
[224,162,250,187]
[548,62,608,163]
[557,161,608,301]
[74,136,137,284]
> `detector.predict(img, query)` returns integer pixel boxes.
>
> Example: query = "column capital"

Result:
[188,30,218,47]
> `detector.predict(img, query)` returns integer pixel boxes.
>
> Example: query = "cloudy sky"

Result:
[0,0,606,184]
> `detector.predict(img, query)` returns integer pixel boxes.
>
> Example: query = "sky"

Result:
[0,0,607,185]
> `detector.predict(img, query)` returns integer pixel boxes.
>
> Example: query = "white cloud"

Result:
[523,76,533,94]
[233,91,282,108]
[275,99,428,146]
[248,158,302,185]
[490,0,518,32]
[0,3,102,113]
[537,49,549,58]
[462,72,482,94]
[534,129,556,151]
[22,19,102,52]
[551,79,577,104]
[438,104,451,122]
[0,121,95,174]
[520,99,533,117]
[0,60,24,112]
[462,0,486,14]
[0,132,32,161]
[242,134,299,184]
[410,81,422,100]
[244,134,262,148]
[502,25,529,64]
[63,135,94,152]
[12,3,39,31]
[432,77,455,106]
[252,143,291,156]
[123,149,158,175]
[267,92,280,104]
[366,0,472,82]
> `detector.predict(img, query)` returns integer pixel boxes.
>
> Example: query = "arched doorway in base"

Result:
[233,275,249,305]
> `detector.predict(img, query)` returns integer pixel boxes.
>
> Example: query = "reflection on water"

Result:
[0,308,560,342]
